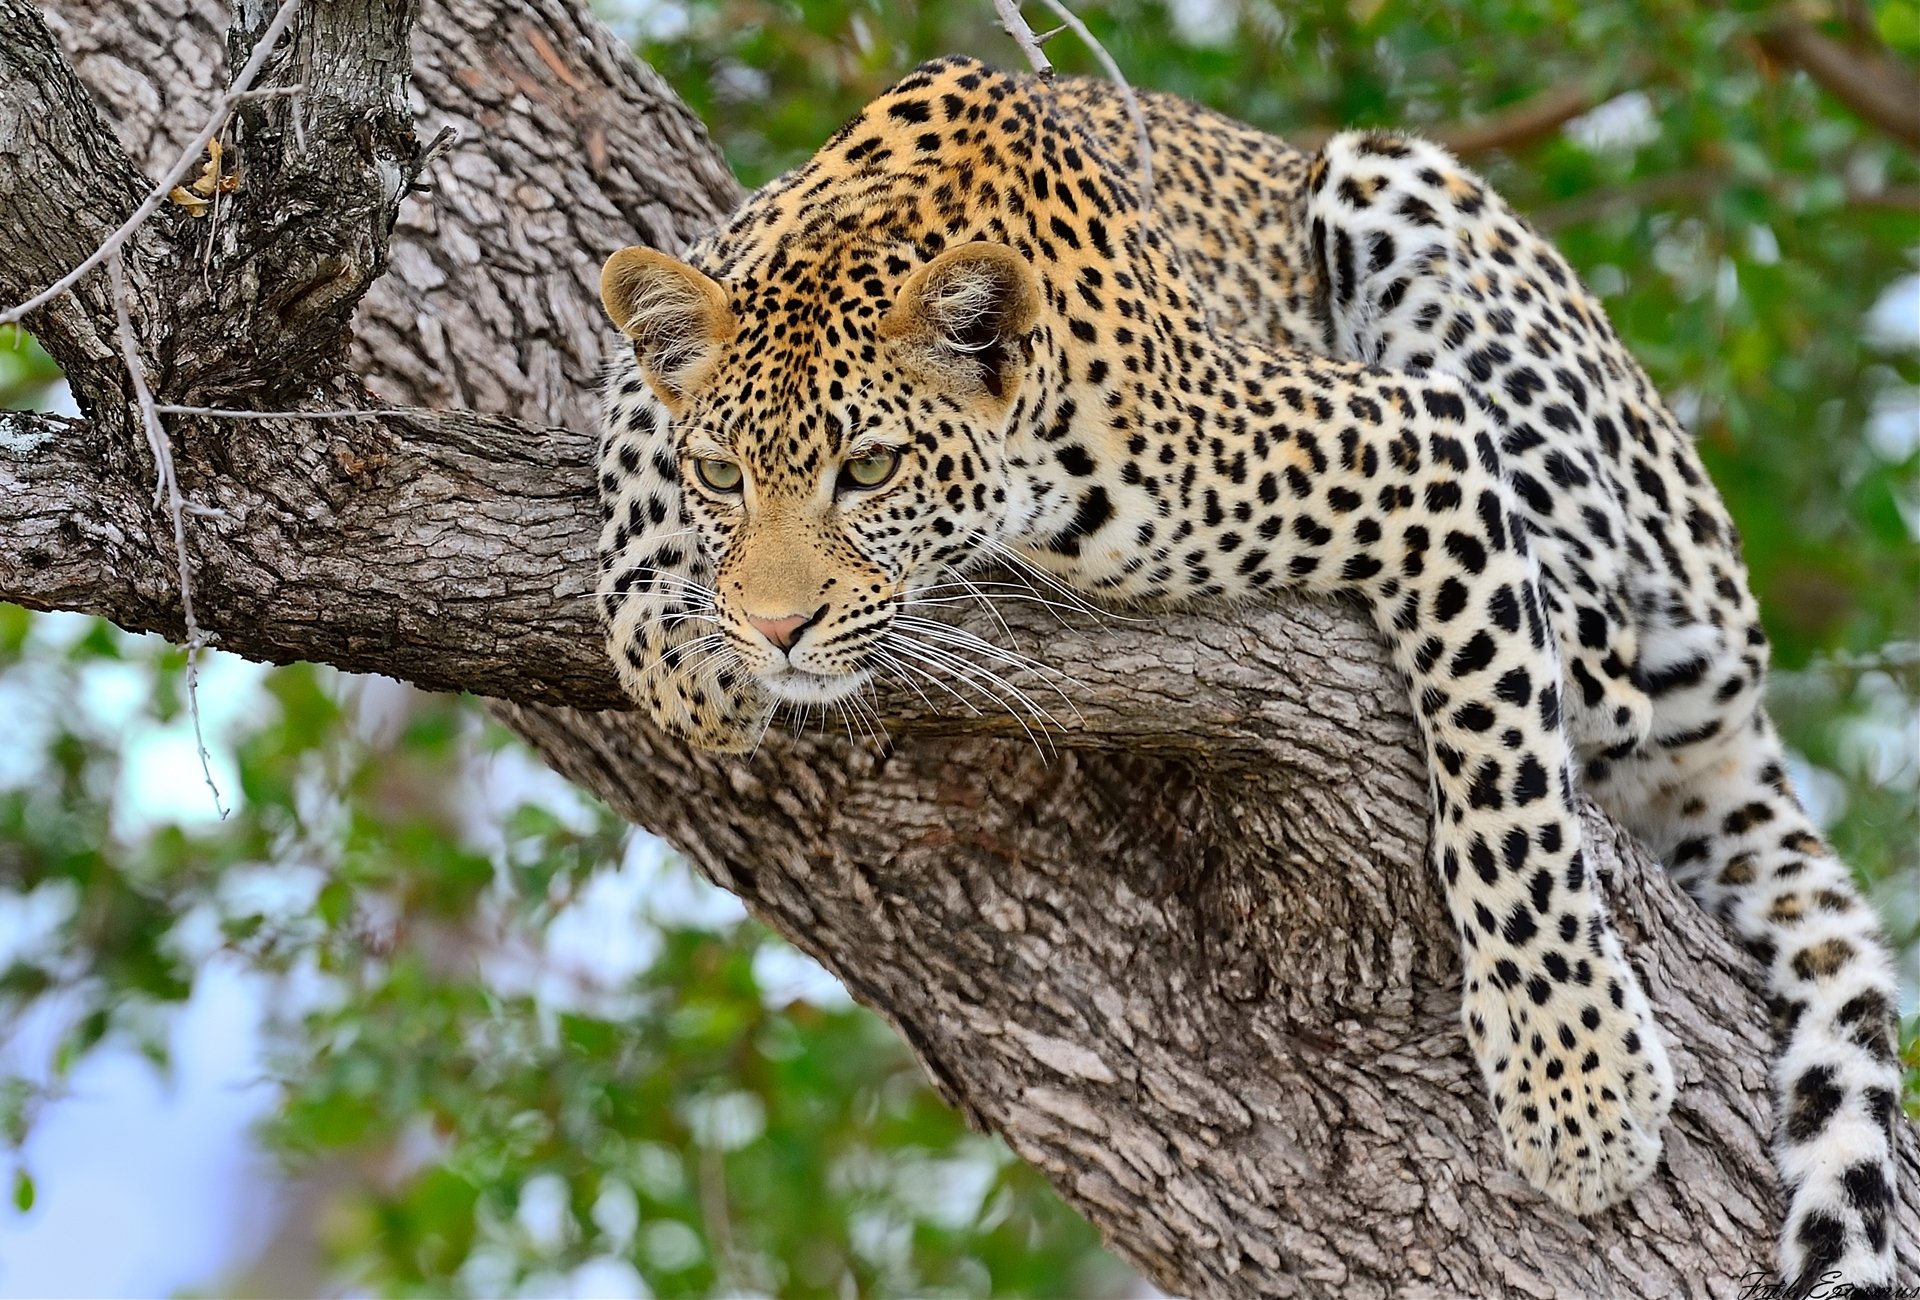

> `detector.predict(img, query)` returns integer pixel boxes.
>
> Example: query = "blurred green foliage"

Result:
[0,330,60,412]
[3,0,1918,1293]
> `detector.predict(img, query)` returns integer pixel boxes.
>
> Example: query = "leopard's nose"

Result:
[747,609,817,652]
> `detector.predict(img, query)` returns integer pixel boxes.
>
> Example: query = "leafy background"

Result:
[2,0,1916,1294]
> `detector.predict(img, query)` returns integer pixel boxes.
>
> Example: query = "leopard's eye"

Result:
[840,448,900,492]
[695,458,742,492]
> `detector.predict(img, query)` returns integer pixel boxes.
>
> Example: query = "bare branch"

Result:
[0,402,618,707]
[409,124,460,193]
[1287,70,1634,159]
[0,0,305,326]
[153,403,420,420]
[1758,21,1920,153]
[993,0,1055,78]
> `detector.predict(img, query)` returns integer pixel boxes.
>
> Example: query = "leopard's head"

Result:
[599,236,1045,708]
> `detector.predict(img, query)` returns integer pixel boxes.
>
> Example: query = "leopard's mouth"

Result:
[759,662,872,706]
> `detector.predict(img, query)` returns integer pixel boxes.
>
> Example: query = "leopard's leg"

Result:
[1361,488,1678,1214]
[1304,132,1654,765]
[1128,355,1680,1214]
[598,373,770,752]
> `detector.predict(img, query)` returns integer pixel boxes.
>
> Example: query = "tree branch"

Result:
[993,0,1056,78]
[1758,21,1920,153]
[1431,78,1616,156]
[1287,20,1920,163]
[1288,73,1626,159]
[0,403,618,707]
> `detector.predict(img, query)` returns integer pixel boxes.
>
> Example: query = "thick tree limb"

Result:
[4,2,1917,1295]
[0,405,619,706]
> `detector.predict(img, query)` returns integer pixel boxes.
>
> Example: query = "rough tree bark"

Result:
[1,2,1914,1295]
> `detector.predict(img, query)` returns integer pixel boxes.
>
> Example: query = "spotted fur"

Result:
[595,59,1903,1292]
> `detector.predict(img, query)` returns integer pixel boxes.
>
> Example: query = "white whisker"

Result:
[969,532,1140,624]
[885,633,1058,758]
[905,586,1091,622]
[892,616,1086,689]
[868,648,942,715]
[882,651,989,719]
[891,618,1089,723]
[854,681,892,751]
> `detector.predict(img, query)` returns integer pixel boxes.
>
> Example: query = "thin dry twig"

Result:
[154,403,420,421]
[993,0,1055,78]
[0,0,305,326]
[1030,0,1154,214]
[410,124,461,194]
[201,129,232,292]
[107,250,228,819]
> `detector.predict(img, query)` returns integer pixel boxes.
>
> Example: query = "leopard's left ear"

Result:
[600,246,737,412]
[880,242,1040,406]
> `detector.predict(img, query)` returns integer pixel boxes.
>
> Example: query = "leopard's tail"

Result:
[1619,711,1906,1296]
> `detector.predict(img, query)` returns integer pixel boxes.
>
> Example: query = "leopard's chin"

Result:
[760,664,872,706]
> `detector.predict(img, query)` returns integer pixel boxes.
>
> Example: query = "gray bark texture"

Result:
[1,2,1915,1295]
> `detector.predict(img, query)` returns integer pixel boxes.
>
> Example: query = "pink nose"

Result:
[747,611,812,651]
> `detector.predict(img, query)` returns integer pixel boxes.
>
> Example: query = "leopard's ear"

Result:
[880,242,1040,406]
[600,247,737,411]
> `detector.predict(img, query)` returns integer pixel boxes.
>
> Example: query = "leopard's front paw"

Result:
[646,670,770,754]
[1463,953,1675,1214]
[608,629,771,753]
[656,689,770,754]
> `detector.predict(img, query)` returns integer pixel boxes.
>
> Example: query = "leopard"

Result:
[592,56,1905,1294]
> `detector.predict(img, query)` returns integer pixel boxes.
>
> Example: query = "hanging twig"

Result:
[107,251,228,819]
[0,0,305,326]
[0,0,312,820]
[154,403,419,421]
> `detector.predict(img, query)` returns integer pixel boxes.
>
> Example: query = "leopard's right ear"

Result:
[880,242,1040,408]
[600,247,737,411]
